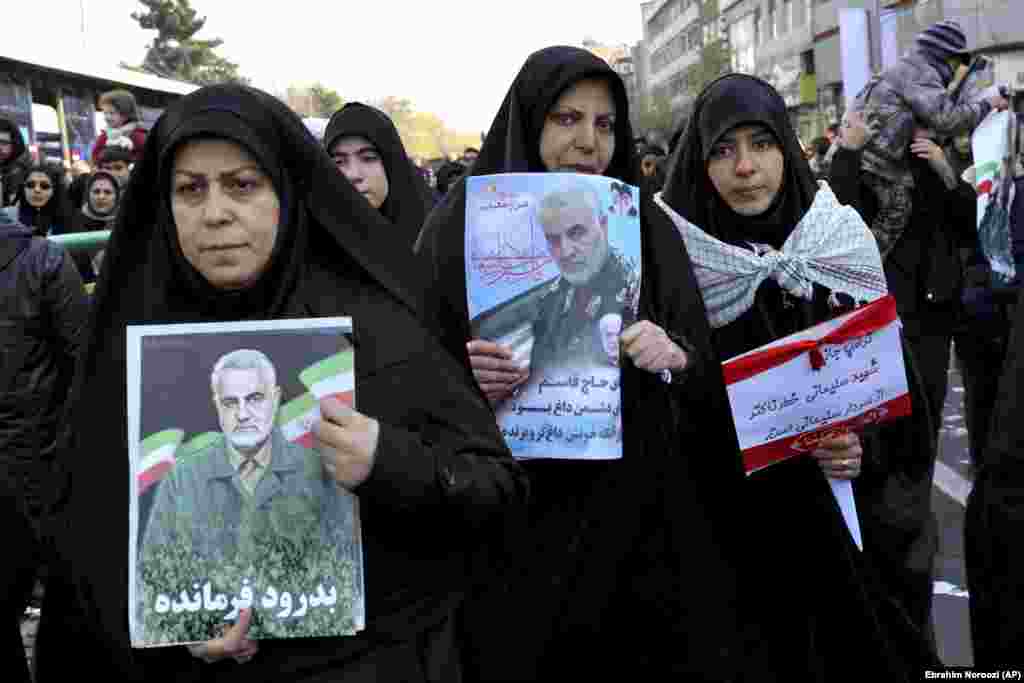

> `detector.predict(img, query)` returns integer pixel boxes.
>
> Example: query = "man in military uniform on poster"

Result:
[528,186,638,374]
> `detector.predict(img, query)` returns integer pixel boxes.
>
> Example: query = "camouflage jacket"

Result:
[854,49,992,184]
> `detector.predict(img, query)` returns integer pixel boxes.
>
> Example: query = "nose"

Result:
[734,147,756,176]
[237,401,254,421]
[201,186,232,226]
[342,162,364,186]
[575,123,596,152]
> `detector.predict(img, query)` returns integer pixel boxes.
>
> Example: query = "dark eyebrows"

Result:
[333,145,379,157]
[174,164,262,179]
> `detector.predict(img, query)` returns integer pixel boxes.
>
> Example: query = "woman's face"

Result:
[171,138,280,291]
[330,136,389,209]
[90,178,117,213]
[706,124,785,216]
[539,78,617,175]
[24,172,54,208]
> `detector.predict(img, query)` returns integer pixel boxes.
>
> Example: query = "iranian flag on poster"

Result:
[300,351,355,408]
[175,431,221,463]
[278,392,320,449]
[138,429,184,494]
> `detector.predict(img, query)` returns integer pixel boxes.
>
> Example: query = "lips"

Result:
[203,244,246,252]
[734,186,765,199]
[565,165,598,174]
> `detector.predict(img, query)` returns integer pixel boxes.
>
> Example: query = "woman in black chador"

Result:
[651,73,940,680]
[35,84,527,683]
[965,297,1024,667]
[416,45,748,680]
[324,102,435,247]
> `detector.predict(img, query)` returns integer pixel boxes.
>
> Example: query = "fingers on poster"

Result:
[465,173,642,460]
[126,317,363,646]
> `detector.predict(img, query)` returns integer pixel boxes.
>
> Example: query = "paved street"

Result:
[932,358,974,667]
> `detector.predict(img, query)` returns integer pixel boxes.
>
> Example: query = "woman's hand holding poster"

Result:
[465,173,642,460]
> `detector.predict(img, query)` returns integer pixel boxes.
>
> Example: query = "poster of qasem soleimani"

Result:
[127,318,364,647]
[466,173,642,460]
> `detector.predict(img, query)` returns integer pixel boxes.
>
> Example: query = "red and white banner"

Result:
[722,294,910,475]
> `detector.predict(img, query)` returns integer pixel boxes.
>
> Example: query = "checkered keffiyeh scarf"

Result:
[654,182,888,328]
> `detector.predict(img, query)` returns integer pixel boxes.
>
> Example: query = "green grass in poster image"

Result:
[139,530,361,643]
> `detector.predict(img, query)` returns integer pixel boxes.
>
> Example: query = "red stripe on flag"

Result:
[138,462,174,495]
[743,393,912,474]
[723,295,898,385]
[296,433,317,449]
[325,391,355,408]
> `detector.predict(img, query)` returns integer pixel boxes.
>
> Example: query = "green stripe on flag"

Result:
[300,352,355,387]
[278,393,319,424]
[177,431,222,459]
[141,429,185,454]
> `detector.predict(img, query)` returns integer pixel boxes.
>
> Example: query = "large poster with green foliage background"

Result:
[127,318,362,646]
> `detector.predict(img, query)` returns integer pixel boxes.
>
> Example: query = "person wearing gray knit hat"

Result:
[916,20,971,60]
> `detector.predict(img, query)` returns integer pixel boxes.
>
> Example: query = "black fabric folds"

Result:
[966,293,1024,667]
[416,46,748,680]
[324,102,435,244]
[39,84,524,682]
[661,73,818,249]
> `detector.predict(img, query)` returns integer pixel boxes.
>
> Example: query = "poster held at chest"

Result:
[127,318,364,647]
[721,295,911,550]
[722,295,910,472]
[465,173,642,460]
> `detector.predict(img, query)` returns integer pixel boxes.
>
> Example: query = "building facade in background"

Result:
[634,0,1024,140]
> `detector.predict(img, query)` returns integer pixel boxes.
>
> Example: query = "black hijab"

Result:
[47,84,422,679]
[661,73,818,249]
[18,163,72,235]
[324,102,434,244]
[466,45,635,180]
[415,45,636,363]
[79,170,122,225]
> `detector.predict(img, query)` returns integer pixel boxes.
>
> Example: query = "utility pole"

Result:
[80,0,88,50]
[868,0,883,74]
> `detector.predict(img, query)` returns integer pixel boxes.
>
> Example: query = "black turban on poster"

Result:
[324,102,435,244]
[39,84,525,682]
[661,73,818,249]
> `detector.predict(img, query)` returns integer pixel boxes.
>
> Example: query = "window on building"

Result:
[793,0,807,27]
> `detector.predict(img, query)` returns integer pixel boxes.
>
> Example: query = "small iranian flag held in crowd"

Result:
[138,429,184,494]
[277,392,320,449]
[300,351,355,408]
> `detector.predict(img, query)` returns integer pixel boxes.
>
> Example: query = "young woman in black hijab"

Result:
[965,298,1024,667]
[7,163,72,236]
[652,73,939,680]
[323,102,435,246]
[416,45,748,680]
[36,84,527,683]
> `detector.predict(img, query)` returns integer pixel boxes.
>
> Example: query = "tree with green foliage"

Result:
[282,83,345,118]
[131,0,248,85]
[683,0,732,99]
[309,84,344,119]
[636,92,675,138]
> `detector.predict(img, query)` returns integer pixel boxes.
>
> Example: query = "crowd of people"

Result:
[2,18,1024,681]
